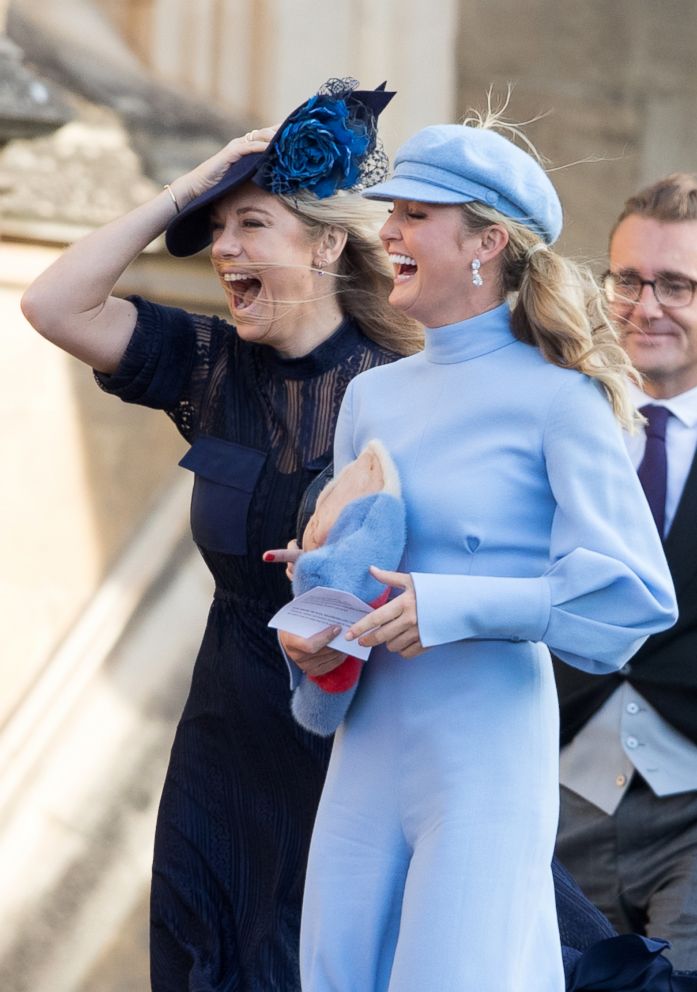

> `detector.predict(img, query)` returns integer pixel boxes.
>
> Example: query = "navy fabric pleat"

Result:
[554,858,697,992]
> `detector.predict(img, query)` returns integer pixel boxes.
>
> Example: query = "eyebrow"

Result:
[236,206,275,218]
[615,266,695,281]
[210,205,275,222]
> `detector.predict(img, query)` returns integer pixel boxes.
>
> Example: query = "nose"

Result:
[210,220,242,260]
[379,210,400,246]
[633,281,663,318]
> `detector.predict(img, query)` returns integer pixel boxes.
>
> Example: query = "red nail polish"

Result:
[263,552,275,562]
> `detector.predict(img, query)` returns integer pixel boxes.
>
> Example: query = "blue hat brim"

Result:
[166,83,395,258]
[363,173,559,243]
[361,175,477,204]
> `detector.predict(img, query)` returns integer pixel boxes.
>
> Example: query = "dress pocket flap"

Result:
[179,435,266,491]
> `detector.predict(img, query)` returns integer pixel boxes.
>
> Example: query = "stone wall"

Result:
[0,242,195,726]
[456,0,697,262]
[89,0,459,157]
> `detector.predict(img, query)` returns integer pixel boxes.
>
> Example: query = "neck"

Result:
[423,301,513,365]
[426,296,506,330]
[419,291,504,327]
[642,373,697,401]
[271,297,346,359]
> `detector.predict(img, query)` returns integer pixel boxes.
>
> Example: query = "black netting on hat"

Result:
[316,78,389,190]
[317,77,360,97]
[259,77,391,199]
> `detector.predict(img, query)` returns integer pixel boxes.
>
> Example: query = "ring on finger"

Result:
[245,129,256,143]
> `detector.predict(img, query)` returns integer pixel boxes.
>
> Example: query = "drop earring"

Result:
[471,257,483,287]
[315,258,326,277]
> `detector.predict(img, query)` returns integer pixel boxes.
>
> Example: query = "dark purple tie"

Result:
[637,404,670,537]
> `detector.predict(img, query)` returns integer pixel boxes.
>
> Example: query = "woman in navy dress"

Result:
[21,79,421,991]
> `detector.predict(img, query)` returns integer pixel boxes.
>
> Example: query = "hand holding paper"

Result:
[269,587,376,661]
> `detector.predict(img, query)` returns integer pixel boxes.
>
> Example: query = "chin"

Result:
[388,287,409,312]
[230,314,272,342]
[389,289,426,323]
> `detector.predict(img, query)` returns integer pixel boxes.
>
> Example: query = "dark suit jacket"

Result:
[555,442,697,747]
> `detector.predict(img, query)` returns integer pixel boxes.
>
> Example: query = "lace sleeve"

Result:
[94,295,231,441]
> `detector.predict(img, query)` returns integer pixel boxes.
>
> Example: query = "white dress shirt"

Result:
[560,382,697,814]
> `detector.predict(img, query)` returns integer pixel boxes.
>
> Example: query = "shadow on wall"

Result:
[454,0,697,264]
[65,344,188,569]
[0,534,212,992]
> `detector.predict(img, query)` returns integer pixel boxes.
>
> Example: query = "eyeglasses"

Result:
[602,270,697,309]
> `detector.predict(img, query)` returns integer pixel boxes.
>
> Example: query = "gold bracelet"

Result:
[163,183,180,214]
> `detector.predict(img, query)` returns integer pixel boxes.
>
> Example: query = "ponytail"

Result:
[461,202,640,431]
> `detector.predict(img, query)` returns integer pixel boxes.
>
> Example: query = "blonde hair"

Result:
[455,95,638,429]
[279,191,423,356]
[460,200,638,429]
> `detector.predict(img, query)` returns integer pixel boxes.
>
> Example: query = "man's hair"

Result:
[612,172,697,236]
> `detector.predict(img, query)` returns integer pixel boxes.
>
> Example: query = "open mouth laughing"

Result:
[389,253,418,284]
[222,271,263,311]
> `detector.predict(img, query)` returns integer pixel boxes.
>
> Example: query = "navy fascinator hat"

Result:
[166,77,395,257]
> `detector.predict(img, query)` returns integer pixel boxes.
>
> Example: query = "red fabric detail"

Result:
[369,586,391,609]
[308,585,392,694]
[310,655,362,693]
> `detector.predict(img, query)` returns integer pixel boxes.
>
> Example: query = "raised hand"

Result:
[169,127,277,207]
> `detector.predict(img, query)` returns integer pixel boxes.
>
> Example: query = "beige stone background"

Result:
[0,1,695,989]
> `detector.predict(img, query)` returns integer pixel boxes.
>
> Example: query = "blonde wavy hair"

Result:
[279,191,423,357]
[459,98,639,430]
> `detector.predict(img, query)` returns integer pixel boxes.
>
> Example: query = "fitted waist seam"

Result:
[212,587,276,611]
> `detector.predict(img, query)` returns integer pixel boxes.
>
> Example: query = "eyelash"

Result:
[386,207,426,220]
[210,219,266,235]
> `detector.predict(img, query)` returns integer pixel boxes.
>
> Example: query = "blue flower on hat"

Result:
[266,95,371,199]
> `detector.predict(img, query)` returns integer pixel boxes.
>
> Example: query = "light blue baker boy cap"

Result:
[362,124,563,245]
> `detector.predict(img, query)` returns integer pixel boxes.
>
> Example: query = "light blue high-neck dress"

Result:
[299,303,677,992]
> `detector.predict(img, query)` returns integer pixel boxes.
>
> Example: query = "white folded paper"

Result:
[268,586,375,661]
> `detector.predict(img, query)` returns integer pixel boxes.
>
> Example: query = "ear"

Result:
[478,224,509,265]
[316,225,348,267]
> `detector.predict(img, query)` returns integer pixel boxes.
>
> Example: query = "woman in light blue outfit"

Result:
[280,116,678,992]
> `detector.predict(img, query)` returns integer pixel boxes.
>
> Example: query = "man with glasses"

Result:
[554,173,697,968]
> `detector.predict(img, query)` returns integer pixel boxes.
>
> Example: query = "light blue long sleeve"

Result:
[333,303,677,675]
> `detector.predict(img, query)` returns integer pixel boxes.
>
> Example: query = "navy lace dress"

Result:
[96,297,398,991]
